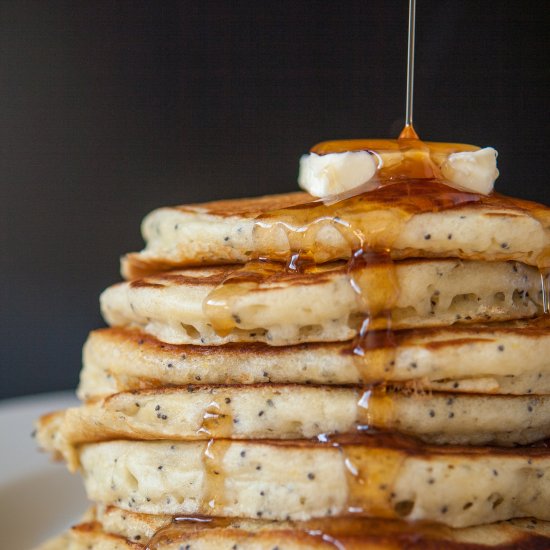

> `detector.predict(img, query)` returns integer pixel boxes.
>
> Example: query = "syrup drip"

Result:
[339,439,405,518]
[196,398,233,438]
[251,177,482,265]
[145,516,233,550]
[350,327,400,384]
[144,437,412,550]
[348,248,399,321]
[201,439,230,513]
[195,155,500,540]
[540,268,550,314]
[347,248,399,378]
[203,260,293,335]
[196,132,550,538]
[204,168,483,337]
[356,386,396,433]
[203,179,483,382]
[192,385,399,440]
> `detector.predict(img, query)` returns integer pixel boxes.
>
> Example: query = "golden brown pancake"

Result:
[36,387,550,466]
[101,260,545,346]
[37,510,550,549]
[39,435,550,527]
[120,186,550,278]
[79,320,550,399]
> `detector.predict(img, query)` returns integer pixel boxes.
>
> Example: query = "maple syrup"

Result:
[356,386,397,432]
[203,260,291,335]
[310,136,477,183]
[541,268,550,314]
[341,442,405,518]
[196,398,234,437]
[201,439,230,512]
[145,516,234,549]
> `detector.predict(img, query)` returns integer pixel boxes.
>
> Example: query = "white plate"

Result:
[0,392,89,549]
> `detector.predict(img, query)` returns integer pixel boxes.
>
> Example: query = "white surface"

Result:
[0,391,88,549]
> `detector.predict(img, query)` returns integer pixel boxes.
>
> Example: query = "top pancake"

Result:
[121,185,550,278]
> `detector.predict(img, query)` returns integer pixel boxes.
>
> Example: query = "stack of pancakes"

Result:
[36,182,550,548]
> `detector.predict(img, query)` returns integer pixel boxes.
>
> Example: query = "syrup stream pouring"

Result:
[400,0,418,140]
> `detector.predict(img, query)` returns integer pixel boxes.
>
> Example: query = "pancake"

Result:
[61,436,550,527]
[79,320,550,399]
[36,524,138,550]
[100,260,545,346]
[38,512,550,549]
[99,507,550,549]
[119,187,550,278]
[36,388,550,466]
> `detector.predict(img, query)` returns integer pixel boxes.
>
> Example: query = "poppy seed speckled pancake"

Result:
[120,188,550,279]
[45,436,550,527]
[78,320,550,399]
[37,510,550,549]
[36,387,550,467]
[101,260,545,346]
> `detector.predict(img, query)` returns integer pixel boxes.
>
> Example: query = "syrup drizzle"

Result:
[541,268,550,314]
[340,441,405,518]
[356,386,396,432]
[403,0,416,136]
[203,260,298,335]
[201,439,230,512]
[203,177,484,371]
[195,141,548,548]
[196,399,233,437]
[145,516,232,550]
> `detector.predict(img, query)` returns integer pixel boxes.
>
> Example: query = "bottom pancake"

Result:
[36,508,550,549]
[72,437,550,527]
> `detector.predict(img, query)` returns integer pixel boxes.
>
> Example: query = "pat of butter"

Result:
[298,151,378,197]
[441,147,499,195]
[298,146,499,197]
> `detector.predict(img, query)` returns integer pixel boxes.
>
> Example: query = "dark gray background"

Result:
[1,1,549,399]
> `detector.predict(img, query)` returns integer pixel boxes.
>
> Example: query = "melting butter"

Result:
[299,138,498,197]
